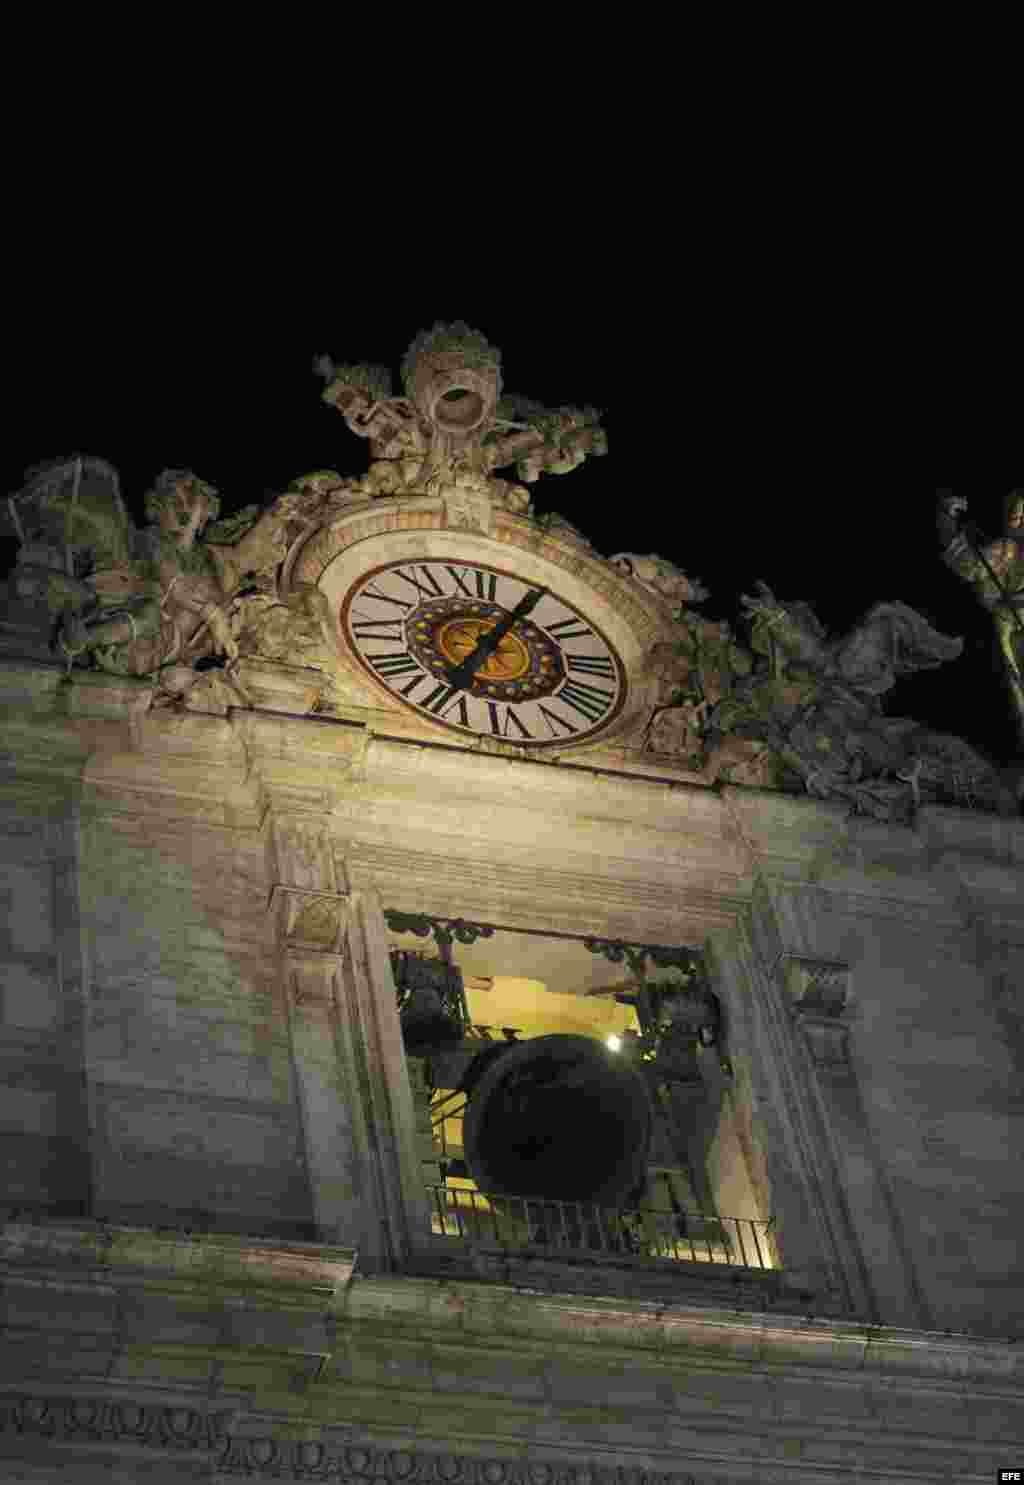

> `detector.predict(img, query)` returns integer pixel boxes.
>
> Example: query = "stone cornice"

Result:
[345,840,744,942]
[343,1273,1024,1388]
[724,785,1024,871]
[9,1222,1019,1385]
[0,1221,356,1307]
[2,1224,1021,1481]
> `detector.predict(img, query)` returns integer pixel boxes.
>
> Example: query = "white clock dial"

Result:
[343,559,625,745]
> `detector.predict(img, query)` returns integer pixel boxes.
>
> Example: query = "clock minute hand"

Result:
[445,587,547,691]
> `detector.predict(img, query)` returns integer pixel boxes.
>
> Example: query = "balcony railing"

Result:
[426,1185,776,1271]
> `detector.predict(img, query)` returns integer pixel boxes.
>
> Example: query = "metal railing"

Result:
[426,1185,776,1271]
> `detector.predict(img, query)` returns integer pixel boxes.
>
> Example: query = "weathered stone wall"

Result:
[830,914,1021,1335]
[1,1223,1022,1484]
[80,810,314,1238]
[0,783,315,1238]
[7,686,1024,1334]
[734,797,1024,1337]
[0,798,91,1217]
[4,662,1024,1480]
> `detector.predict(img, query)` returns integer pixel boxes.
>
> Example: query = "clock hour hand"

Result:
[444,587,546,691]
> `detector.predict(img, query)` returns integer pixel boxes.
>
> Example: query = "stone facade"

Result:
[2,649,1024,1481]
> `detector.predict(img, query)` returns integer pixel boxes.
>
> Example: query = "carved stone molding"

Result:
[268,815,353,954]
[272,886,351,955]
[0,1395,700,1483]
[781,956,853,1067]
[0,1220,357,1292]
[273,817,344,893]
[216,1441,700,1485]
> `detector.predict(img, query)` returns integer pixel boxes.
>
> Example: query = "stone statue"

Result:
[4,458,388,713]
[609,554,710,616]
[703,584,1017,819]
[55,468,238,678]
[201,474,341,595]
[631,569,758,776]
[223,583,345,674]
[640,616,754,771]
[937,491,1024,749]
[738,581,965,699]
[3,458,336,712]
[630,560,1018,818]
[314,321,607,509]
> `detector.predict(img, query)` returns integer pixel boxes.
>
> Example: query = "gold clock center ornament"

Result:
[407,596,565,703]
[437,617,532,682]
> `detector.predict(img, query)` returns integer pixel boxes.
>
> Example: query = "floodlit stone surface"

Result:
[2,656,1024,1480]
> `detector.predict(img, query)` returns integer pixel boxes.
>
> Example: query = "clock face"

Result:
[343,559,625,745]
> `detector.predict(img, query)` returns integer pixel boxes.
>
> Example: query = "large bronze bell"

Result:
[461,1034,653,1205]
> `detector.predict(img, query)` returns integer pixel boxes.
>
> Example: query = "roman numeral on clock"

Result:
[393,566,445,600]
[444,566,498,601]
[566,653,615,679]
[362,584,414,611]
[440,693,470,727]
[422,682,461,714]
[537,704,579,737]
[352,617,405,641]
[546,617,592,640]
[368,651,421,677]
[556,679,614,723]
[488,703,532,739]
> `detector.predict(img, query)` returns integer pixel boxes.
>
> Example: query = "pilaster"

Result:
[269,816,428,1271]
[343,886,433,1266]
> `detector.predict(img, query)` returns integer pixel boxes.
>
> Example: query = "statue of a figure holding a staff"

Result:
[937,490,1024,750]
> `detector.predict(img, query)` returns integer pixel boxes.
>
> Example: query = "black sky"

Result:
[4,286,1018,768]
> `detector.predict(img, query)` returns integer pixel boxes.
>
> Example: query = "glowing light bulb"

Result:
[606,1035,622,1052]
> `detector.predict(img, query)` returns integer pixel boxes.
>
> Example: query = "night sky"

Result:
[4,290,1018,770]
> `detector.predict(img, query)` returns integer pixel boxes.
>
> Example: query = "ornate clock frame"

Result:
[283,496,676,754]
